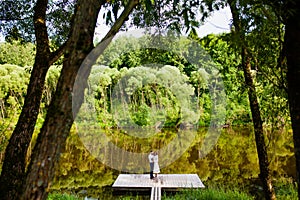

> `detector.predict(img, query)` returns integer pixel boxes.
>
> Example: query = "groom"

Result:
[148,150,154,179]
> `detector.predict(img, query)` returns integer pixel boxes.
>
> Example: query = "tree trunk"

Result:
[242,48,276,200]
[284,1,300,199]
[0,0,67,199]
[21,0,138,199]
[229,1,276,199]
[0,1,50,199]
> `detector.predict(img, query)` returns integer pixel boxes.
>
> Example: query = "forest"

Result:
[0,0,300,200]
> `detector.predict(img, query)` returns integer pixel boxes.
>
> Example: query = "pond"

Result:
[51,126,295,199]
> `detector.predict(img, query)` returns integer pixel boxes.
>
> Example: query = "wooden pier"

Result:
[112,174,205,200]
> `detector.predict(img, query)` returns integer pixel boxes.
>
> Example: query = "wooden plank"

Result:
[113,174,203,200]
[112,174,205,189]
[150,186,161,200]
[150,187,154,200]
[157,186,161,200]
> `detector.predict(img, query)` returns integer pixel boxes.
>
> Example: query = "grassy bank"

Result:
[48,193,80,200]
[162,187,254,200]
[47,182,297,200]
[47,188,253,200]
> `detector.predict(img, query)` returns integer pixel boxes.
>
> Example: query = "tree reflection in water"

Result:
[51,126,295,198]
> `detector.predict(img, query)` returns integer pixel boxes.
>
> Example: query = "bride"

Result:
[153,151,160,178]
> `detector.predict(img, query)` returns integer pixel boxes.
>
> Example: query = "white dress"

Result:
[153,155,160,173]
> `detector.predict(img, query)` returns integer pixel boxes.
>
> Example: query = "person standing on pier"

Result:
[148,150,154,179]
[153,151,160,179]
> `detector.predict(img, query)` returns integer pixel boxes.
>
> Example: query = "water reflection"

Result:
[52,126,295,198]
[77,126,199,173]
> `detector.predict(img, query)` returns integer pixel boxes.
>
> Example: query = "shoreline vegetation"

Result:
[48,181,297,200]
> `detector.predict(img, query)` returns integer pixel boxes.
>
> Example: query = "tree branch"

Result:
[49,40,68,65]
[101,0,139,43]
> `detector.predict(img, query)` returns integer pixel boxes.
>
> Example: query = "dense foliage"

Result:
[0,41,35,66]
[0,0,75,44]
[0,63,60,164]
[0,31,290,139]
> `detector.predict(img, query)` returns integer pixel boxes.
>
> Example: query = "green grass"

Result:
[275,182,298,200]
[117,195,142,200]
[47,181,298,200]
[47,193,81,200]
[162,187,254,200]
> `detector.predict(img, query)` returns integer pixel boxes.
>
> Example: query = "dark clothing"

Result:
[150,162,154,179]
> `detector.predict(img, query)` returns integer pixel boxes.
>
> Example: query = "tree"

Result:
[0,0,68,199]
[228,1,276,199]
[20,0,139,199]
[261,1,300,198]
[198,33,252,125]
[283,1,300,198]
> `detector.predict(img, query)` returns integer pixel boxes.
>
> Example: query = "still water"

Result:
[51,126,295,198]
